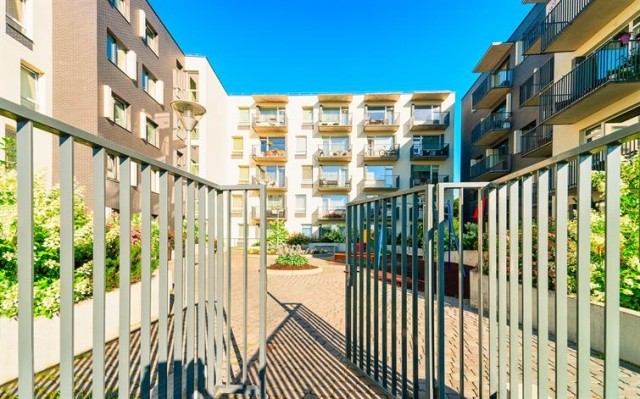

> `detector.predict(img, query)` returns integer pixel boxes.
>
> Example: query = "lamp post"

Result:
[170,99,206,174]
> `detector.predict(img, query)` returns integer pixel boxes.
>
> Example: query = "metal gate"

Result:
[0,98,267,398]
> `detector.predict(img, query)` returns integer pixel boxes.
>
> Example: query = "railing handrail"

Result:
[363,112,400,125]
[471,112,512,143]
[541,0,593,49]
[410,110,450,124]
[0,98,250,192]
[472,69,513,106]
[317,143,351,152]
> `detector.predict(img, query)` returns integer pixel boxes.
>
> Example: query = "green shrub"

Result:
[275,253,308,267]
[320,227,346,243]
[286,232,312,246]
[266,220,288,249]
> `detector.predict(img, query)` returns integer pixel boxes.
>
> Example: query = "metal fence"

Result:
[346,121,640,398]
[0,98,267,398]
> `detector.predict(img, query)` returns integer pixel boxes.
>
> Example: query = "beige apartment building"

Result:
[462,0,640,193]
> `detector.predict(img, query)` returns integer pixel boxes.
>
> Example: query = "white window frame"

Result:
[301,224,313,237]
[106,153,120,181]
[302,107,314,125]
[112,94,129,130]
[295,194,306,214]
[295,135,307,156]
[232,136,244,155]
[142,67,164,104]
[238,108,250,125]
[231,194,243,213]
[107,33,136,80]
[20,64,39,111]
[238,166,250,184]
[6,0,30,36]
[301,165,313,184]
[150,169,160,193]
[142,115,159,147]
[110,0,130,20]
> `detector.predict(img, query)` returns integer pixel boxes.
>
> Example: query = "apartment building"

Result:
[185,78,455,243]
[0,0,53,182]
[462,0,640,190]
[51,0,193,212]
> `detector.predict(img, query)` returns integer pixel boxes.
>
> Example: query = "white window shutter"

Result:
[102,85,113,120]
[155,80,164,104]
[126,50,137,80]
[139,112,147,139]
[137,10,146,37]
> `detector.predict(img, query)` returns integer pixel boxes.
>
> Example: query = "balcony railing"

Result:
[359,175,400,191]
[0,98,267,397]
[253,175,287,190]
[521,125,553,157]
[540,40,640,124]
[472,70,513,109]
[317,113,352,132]
[316,144,352,162]
[317,207,347,221]
[521,5,546,55]
[363,113,400,131]
[519,58,554,107]
[470,154,511,180]
[252,112,288,132]
[471,112,512,146]
[363,144,400,161]
[410,143,450,161]
[252,205,286,220]
[541,0,591,51]
[410,111,450,131]
[317,176,351,192]
[252,146,287,162]
[410,174,450,187]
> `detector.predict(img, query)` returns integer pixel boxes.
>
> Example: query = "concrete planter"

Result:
[267,265,323,276]
[0,274,166,385]
[469,269,640,366]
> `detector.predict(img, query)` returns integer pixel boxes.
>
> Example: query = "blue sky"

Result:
[151,0,533,179]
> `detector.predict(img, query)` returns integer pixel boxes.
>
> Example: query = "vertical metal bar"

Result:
[242,190,249,385]
[555,163,569,399]
[477,188,484,399]
[216,190,224,386]
[17,120,34,399]
[359,203,365,370]
[411,194,419,399]
[537,170,549,399]
[401,194,408,397]
[173,176,184,396]
[577,154,592,397]
[118,156,131,399]
[604,144,621,397]
[226,192,232,386]
[425,186,434,399]
[186,180,196,397]
[509,180,520,397]
[59,135,75,398]
[258,186,268,398]
[92,147,106,399]
[381,198,388,389]
[140,164,152,398]
[198,185,207,393]
[207,188,216,394]
[488,187,497,397]
[373,200,380,381]
[366,202,372,375]
[436,186,446,399]
[390,197,398,395]
[498,184,507,398]
[158,171,169,398]
[346,205,353,361]
[457,189,465,398]
[522,175,533,399]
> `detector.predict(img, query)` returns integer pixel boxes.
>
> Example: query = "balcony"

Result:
[252,146,287,163]
[469,154,511,181]
[521,6,546,55]
[471,112,512,146]
[410,175,450,187]
[316,207,347,222]
[252,112,287,133]
[362,144,400,163]
[521,125,553,158]
[316,113,352,133]
[363,113,400,132]
[541,0,631,53]
[253,175,287,192]
[410,111,450,131]
[317,176,352,193]
[410,143,450,161]
[472,70,512,109]
[540,41,640,124]
[473,42,514,73]
[519,58,554,107]
[316,144,352,163]
[359,175,400,192]
[252,205,286,221]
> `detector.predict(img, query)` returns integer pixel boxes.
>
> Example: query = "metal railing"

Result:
[253,174,287,189]
[470,154,511,180]
[317,143,352,159]
[521,124,553,155]
[541,0,593,50]
[410,174,449,187]
[540,40,640,122]
[251,145,288,159]
[252,112,287,128]
[363,144,400,160]
[345,121,640,398]
[410,143,450,160]
[318,175,351,190]
[364,112,400,126]
[471,70,513,107]
[359,175,400,190]
[318,207,347,220]
[317,113,352,127]
[471,112,512,144]
[519,58,554,106]
[521,5,546,53]
[410,111,450,129]
[0,98,267,398]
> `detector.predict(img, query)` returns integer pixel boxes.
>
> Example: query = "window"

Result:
[301,165,313,184]
[187,73,198,101]
[20,65,39,111]
[322,195,347,211]
[232,136,244,154]
[107,33,136,79]
[239,108,250,125]
[320,165,349,185]
[321,136,349,153]
[144,23,158,53]
[190,159,199,175]
[190,127,199,141]
[319,107,349,124]
[295,194,306,215]
[112,95,129,129]
[302,107,314,125]
[231,194,243,213]
[144,117,158,147]
[258,166,285,186]
[110,0,129,20]
[142,68,164,104]
[411,164,440,186]
[267,195,285,211]
[176,151,185,169]
[6,0,28,35]
[238,166,249,184]
[365,105,395,124]
[295,136,307,155]
[107,154,119,181]
[413,105,442,123]
[301,224,313,237]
